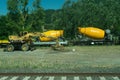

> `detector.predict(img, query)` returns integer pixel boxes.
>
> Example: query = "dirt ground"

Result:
[0,45,120,73]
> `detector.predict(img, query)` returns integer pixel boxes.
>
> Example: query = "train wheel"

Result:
[7,44,14,52]
[21,44,29,51]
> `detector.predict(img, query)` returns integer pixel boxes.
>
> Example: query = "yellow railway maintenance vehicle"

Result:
[4,30,67,52]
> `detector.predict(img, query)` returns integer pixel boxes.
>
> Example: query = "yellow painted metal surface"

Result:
[78,27,105,39]
[0,40,10,44]
[40,30,63,41]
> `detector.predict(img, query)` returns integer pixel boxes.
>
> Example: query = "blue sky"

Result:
[41,0,65,9]
[0,0,65,15]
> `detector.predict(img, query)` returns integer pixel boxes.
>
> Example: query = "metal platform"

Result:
[33,40,68,45]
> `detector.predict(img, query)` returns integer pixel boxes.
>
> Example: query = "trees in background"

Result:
[0,0,120,39]
[30,0,45,31]
[50,0,120,38]
[7,0,29,31]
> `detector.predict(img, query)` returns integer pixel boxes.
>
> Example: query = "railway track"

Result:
[0,73,119,80]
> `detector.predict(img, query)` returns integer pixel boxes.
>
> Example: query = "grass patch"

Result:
[0,45,120,72]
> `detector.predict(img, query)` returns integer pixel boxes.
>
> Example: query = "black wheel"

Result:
[21,44,29,51]
[7,44,14,52]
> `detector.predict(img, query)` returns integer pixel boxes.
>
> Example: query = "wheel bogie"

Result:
[21,44,29,51]
[5,42,31,51]
[6,44,14,52]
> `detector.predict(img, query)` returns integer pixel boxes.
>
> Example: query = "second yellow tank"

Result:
[78,27,105,39]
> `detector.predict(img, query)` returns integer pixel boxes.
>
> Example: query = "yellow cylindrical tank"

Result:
[78,27,105,39]
[40,30,63,41]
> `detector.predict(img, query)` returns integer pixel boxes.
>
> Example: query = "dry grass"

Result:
[0,45,120,72]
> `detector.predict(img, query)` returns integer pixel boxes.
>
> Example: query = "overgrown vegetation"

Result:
[0,0,120,39]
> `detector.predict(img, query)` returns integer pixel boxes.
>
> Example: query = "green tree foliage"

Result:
[7,0,29,31]
[18,0,29,30]
[7,0,45,32]
[30,0,45,32]
[0,16,9,39]
[0,0,120,39]
[0,0,45,39]
[0,16,20,39]
[50,0,120,38]
[45,9,55,24]
[51,0,78,38]
[45,9,62,30]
